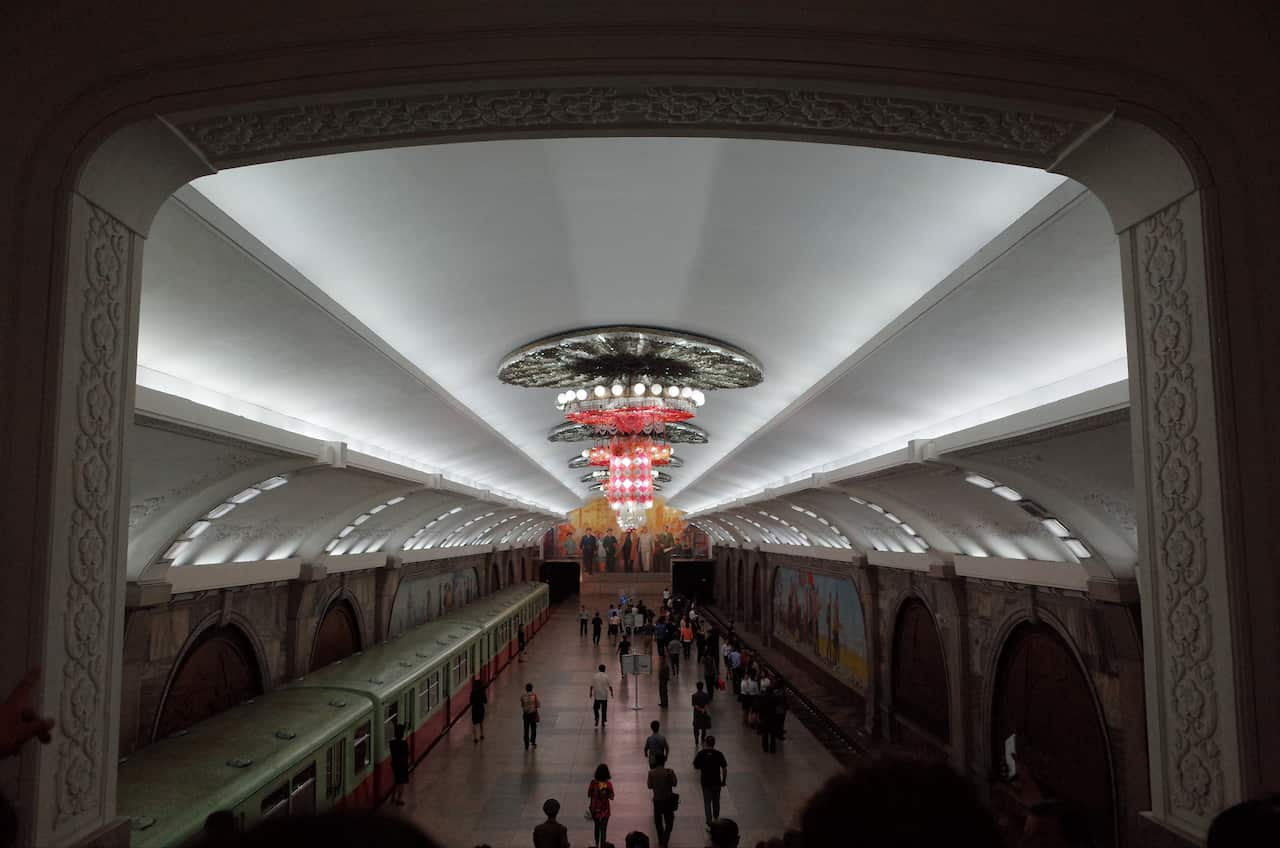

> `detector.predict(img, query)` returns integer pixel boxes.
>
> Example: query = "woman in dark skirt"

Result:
[470,676,488,743]
[388,723,410,805]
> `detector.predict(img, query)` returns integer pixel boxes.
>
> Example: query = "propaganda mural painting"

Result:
[772,566,869,688]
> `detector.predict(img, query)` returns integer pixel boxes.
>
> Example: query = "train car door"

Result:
[402,686,416,761]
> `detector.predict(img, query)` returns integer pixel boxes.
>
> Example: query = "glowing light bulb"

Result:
[680,387,693,398]
[651,384,663,396]
[611,384,624,397]
[667,386,679,398]
[633,383,646,396]
[575,388,588,401]
[594,385,607,398]
[693,390,706,406]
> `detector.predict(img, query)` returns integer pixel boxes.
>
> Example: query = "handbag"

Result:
[716,677,726,690]
[532,709,541,724]
[670,792,680,811]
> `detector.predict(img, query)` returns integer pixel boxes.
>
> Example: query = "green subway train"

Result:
[118,582,551,848]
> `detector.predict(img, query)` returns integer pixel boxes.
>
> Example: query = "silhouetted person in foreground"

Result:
[708,818,739,848]
[801,757,1003,848]
[533,798,570,848]
[1207,795,1280,848]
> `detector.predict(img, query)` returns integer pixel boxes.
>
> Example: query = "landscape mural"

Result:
[772,565,869,688]
[388,567,480,637]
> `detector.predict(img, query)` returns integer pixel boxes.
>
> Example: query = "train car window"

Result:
[290,763,317,816]
[384,703,399,751]
[354,721,371,771]
[417,683,430,720]
[428,671,440,709]
[325,740,344,800]
[260,784,289,821]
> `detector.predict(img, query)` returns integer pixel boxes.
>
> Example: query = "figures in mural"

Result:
[639,527,653,572]
[620,530,634,572]
[581,528,598,573]
[657,527,675,572]
[602,528,618,572]
[564,532,577,559]
[773,568,867,686]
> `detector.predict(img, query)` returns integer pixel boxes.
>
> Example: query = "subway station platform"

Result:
[387,600,841,848]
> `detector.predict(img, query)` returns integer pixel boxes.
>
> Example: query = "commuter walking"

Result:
[702,652,718,702]
[665,635,681,675]
[644,720,670,768]
[517,624,528,662]
[695,625,707,663]
[587,764,615,848]
[691,681,712,745]
[759,683,782,753]
[580,605,589,637]
[469,676,488,743]
[533,799,570,848]
[388,723,410,806]
[680,621,693,658]
[591,664,614,727]
[740,671,760,725]
[592,611,604,645]
[727,645,743,694]
[646,755,678,848]
[617,634,632,678]
[692,735,728,827]
[658,658,671,708]
[521,683,541,750]
[607,605,620,642]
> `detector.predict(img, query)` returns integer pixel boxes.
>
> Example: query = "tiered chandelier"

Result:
[499,326,763,529]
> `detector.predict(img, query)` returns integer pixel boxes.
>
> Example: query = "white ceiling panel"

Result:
[177,137,1075,509]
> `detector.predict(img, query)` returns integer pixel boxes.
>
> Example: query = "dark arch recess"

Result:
[154,623,263,739]
[311,598,362,671]
[891,598,951,744]
[507,560,515,585]
[991,622,1116,847]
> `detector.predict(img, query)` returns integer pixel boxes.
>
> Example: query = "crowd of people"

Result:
[1,590,1275,848]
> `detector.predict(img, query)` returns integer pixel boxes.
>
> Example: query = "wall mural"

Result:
[548,496,708,569]
[388,568,480,637]
[772,566,870,688]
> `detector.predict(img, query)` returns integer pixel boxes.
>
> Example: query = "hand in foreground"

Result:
[0,669,55,759]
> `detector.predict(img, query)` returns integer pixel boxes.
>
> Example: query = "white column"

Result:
[1121,193,1241,839]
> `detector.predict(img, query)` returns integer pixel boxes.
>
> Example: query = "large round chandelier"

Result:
[500,326,762,529]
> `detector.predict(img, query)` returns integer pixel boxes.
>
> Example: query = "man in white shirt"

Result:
[590,664,614,727]
[639,528,654,572]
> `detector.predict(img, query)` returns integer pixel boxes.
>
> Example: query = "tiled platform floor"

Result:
[388,597,842,848]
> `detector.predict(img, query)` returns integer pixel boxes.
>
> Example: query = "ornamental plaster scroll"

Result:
[1134,199,1226,820]
[171,84,1093,169]
[54,204,132,831]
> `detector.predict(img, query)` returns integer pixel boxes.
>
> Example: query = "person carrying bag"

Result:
[521,683,541,750]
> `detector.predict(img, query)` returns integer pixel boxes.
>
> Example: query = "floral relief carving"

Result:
[1138,200,1221,817]
[175,85,1090,167]
[56,205,130,828]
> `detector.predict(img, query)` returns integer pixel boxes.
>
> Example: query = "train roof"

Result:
[118,687,370,848]
[290,583,546,699]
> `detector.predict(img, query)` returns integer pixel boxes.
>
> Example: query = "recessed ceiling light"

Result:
[353,514,371,526]
[205,502,236,520]
[163,541,188,561]
[992,486,1023,501]
[337,525,355,538]
[181,521,211,540]
[965,474,997,489]
[1041,518,1071,538]
[386,496,406,505]
[257,476,289,490]
[1064,538,1092,558]
[229,487,261,504]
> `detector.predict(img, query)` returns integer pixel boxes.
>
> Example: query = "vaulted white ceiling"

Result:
[138,136,1125,518]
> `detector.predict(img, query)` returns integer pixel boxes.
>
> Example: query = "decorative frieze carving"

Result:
[1136,200,1221,818]
[173,85,1091,167]
[55,205,130,829]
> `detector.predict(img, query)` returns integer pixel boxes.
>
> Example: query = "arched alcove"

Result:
[507,560,515,585]
[735,558,746,618]
[891,598,950,745]
[490,562,500,592]
[153,623,263,740]
[751,562,763,626]
[991,622,1116,847]
[310,598,361,671]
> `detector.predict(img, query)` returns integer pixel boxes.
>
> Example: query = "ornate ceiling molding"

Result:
[170,83,1096,170]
